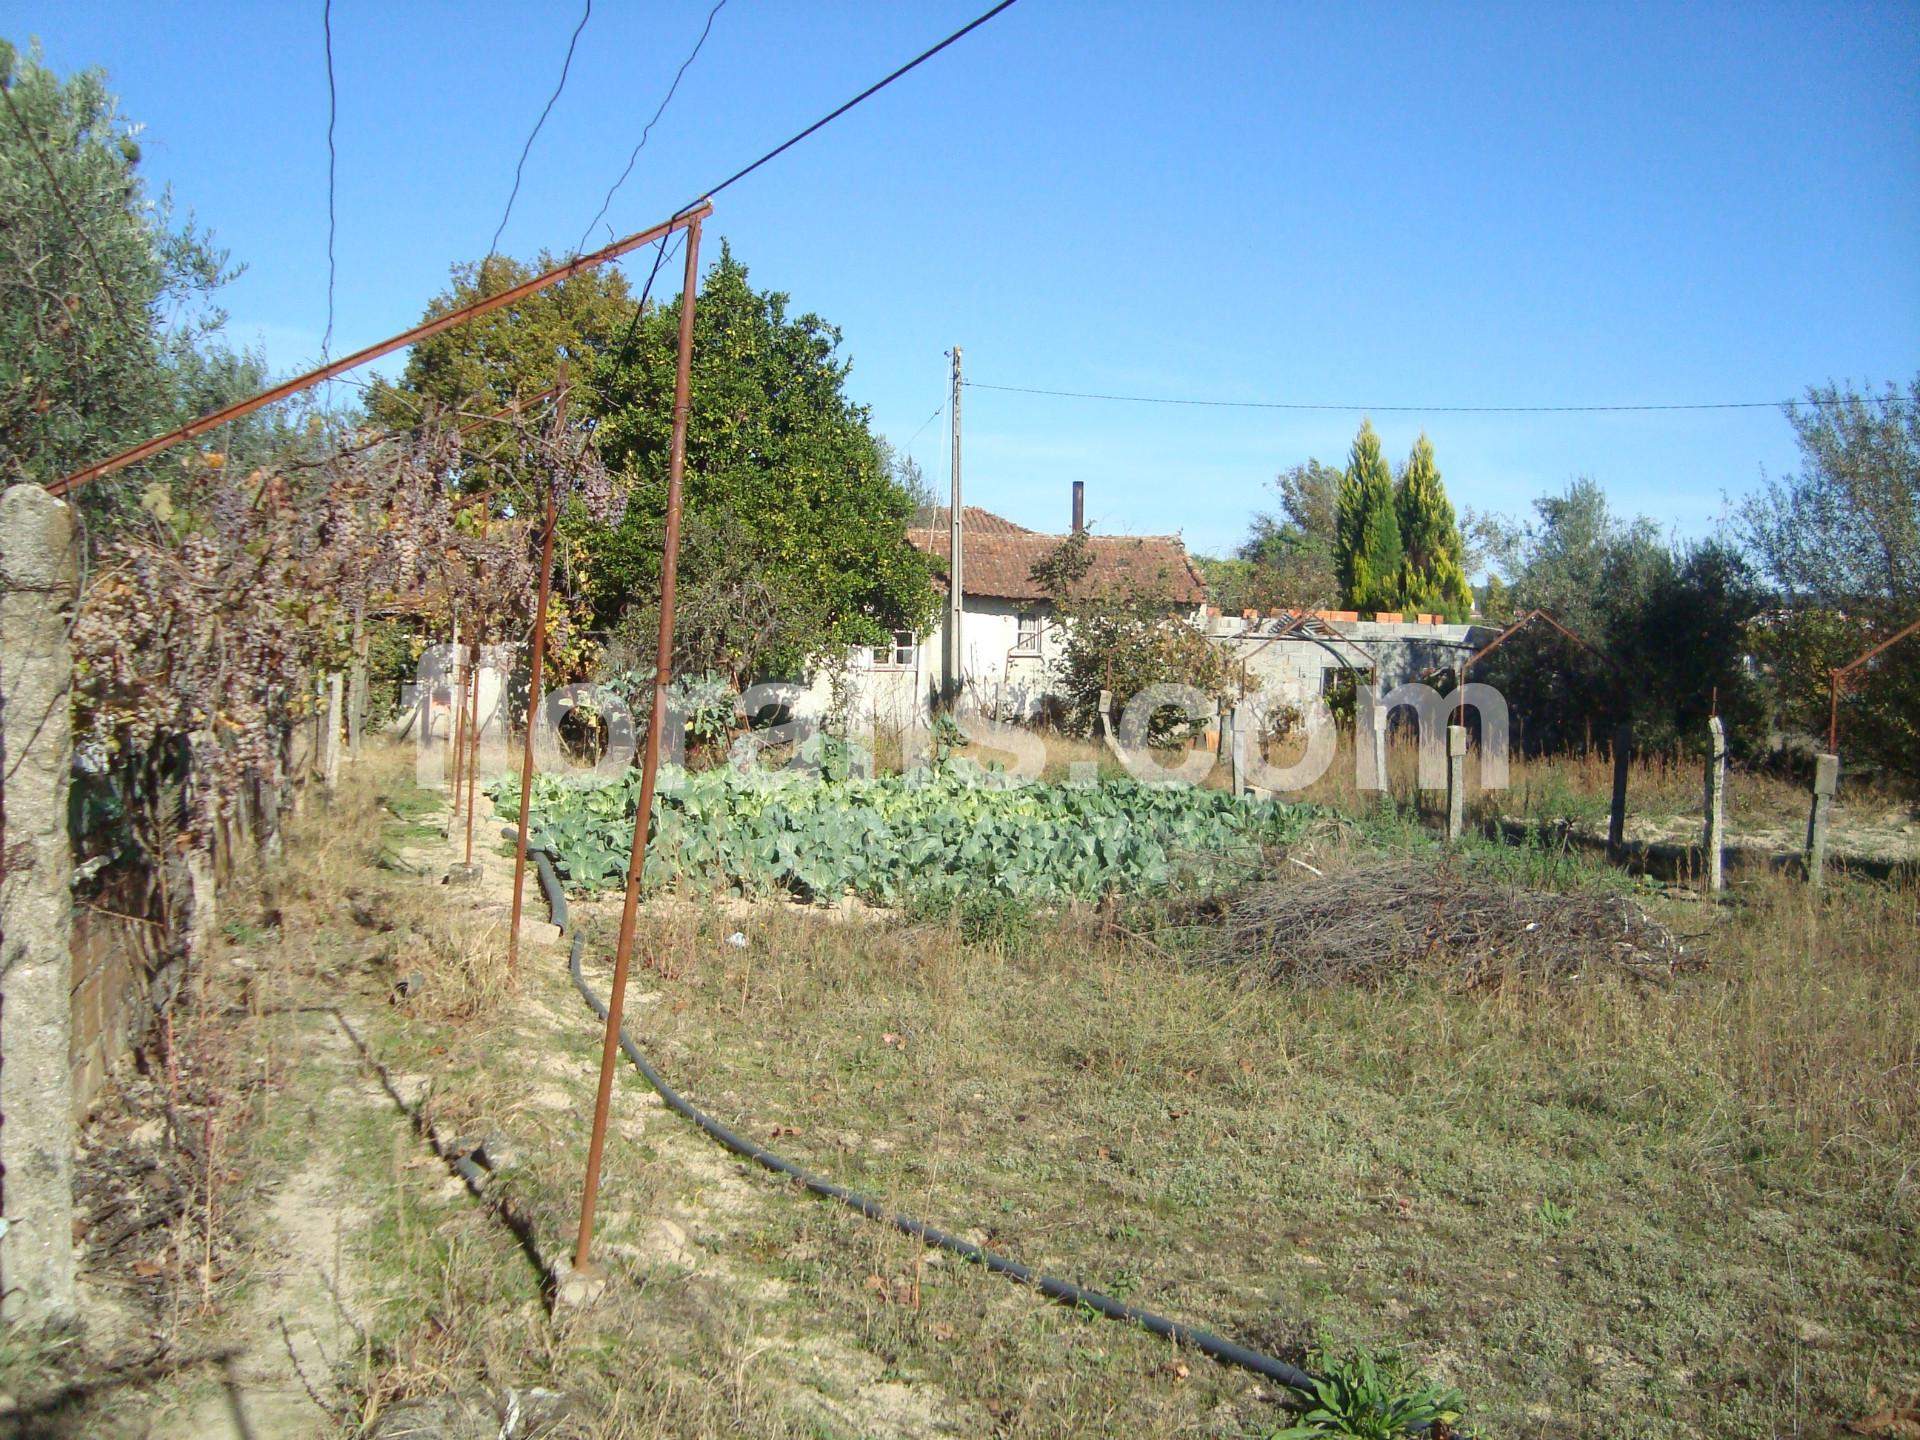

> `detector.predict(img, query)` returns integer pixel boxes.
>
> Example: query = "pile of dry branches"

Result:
[1188,859,1696,988]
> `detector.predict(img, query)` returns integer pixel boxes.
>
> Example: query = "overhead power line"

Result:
[608,225,686,369]
[903,399,945,450]
[487,0,594,263]
[961,380,1885,414]
[55,0,1020,489]
[607,0,1021,368]
[693,0,1019,207]
[576,0,729,256]
[321,0,338,361]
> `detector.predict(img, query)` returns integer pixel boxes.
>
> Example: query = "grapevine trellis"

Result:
[65,395,616,968]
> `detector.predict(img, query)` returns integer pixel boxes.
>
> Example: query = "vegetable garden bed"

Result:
[493,761,1314,904]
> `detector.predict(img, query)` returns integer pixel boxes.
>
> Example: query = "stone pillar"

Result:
[1805,753,1839,888]
[324,672,343,788]
[1446,724,1467,841]
[0,483,79,1325]
[1607,724,1633,859]
[1702,717,1727,894]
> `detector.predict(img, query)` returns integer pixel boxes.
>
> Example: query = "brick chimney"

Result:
[1071,481,1085,536]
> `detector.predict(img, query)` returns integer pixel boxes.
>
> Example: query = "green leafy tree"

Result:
[1478,572,1512,623]
[1228,458,1342,610]
[2,40,278,510]
[1740,377,1918,779]
[365,251,635,509]
[582,245,936,681]
[1393,433,1473,620]
[1335,421,1403,613]
[1617,540,1767,756]
[1481,478,1764,756]
[1033,534,1241,743]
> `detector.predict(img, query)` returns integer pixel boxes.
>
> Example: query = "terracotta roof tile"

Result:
[909,507,1206,605]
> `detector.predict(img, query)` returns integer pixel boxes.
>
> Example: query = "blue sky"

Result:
[13,1,1918,561]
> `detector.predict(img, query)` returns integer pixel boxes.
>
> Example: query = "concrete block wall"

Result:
[1204,613,1496,713]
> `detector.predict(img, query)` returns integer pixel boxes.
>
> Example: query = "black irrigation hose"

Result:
[503,826,1316,1396]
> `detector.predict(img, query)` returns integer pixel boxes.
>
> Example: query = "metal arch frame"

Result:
[1828,613,1920,752]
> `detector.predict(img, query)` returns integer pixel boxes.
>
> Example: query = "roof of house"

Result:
[909,506,1207,605]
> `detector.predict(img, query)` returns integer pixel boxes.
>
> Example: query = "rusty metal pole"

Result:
[1829,669,1840,754]
[573,208,705,1278]
[508,367,568,975]
[463,639,482,866]
[448,609,467,823]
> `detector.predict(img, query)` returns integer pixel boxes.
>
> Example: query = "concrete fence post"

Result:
[324,672,343,788]
[1095,688,1126,764]
[1607,723,1633,859]
[1805,753,1839,888]
[1446,724,1467,841]
[1702,716,1727,894]
[1228,705,1246,797]
[0,483,80,1325]
[1370,708,1389,799]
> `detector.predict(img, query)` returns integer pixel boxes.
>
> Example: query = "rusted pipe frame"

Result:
[463,638,482,867]
[448,613,467,821]
[1826,612,1920,751]
[50,202,713,495]
[1835,613,1920,680]
[1460,608,1610,676]
[508,366,569,975]
[573,208,705,1274]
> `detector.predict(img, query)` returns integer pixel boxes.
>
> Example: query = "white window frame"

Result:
[1015,610,1043,653]
[871,630,917,669]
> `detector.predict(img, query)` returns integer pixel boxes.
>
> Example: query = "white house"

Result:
[792,488,1208,732]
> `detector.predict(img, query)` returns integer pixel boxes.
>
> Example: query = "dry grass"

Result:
[599,846,1918,1438]
[30,738,1916,1439]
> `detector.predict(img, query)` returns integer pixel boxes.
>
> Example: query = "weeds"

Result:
[1269,1345,1464,1439]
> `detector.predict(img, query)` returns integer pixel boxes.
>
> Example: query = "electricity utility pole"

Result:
[947,345,964,699]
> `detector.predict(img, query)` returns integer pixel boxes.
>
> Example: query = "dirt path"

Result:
[160,1011,374,1439]
[96,773,976,1438]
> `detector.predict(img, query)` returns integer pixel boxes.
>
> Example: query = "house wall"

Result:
[785,595,1065,732]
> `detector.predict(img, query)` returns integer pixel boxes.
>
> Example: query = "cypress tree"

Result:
[1394,434,1475,622]
[1480,572,1512,623]
[1336,419,1403,612]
